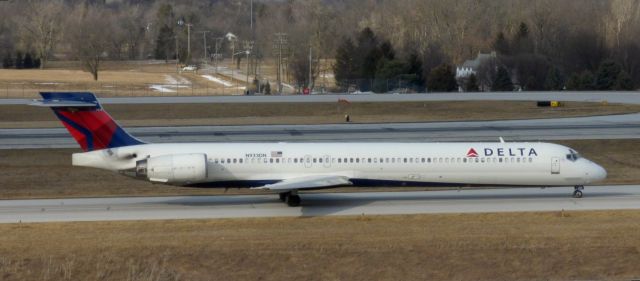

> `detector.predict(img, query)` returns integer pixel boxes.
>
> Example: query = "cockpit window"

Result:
[566,149,581,162]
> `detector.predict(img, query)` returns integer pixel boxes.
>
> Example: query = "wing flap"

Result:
[251,175,352,191]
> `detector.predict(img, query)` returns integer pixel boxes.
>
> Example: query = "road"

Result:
[1,113,639,149]
[0,185,638,223]
[1,91,640,105]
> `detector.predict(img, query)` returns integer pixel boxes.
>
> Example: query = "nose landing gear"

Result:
[573,185,584,198]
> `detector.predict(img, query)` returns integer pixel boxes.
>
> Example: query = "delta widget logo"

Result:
[466,148,479,157]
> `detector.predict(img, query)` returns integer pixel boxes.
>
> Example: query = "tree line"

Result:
[0,0,638,91]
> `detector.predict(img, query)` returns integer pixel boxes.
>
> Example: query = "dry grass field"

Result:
[0,62,241,98]
[0,211,639,281]
[0,139,638,199]
[1,100,638,128]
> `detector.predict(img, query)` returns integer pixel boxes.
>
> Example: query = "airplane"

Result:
[32,92,607,207]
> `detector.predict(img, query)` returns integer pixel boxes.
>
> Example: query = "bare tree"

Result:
[68,5,112,81]
[20,0,66,69]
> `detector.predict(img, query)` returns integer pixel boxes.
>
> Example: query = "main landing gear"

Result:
[279,191,301,207]
[573,185,584,198]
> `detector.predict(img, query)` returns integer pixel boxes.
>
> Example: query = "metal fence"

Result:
[0,78,428,99]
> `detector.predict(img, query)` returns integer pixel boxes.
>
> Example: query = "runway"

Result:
[2,91,640,105]
[2,113,639,149]
[0,185,638,223]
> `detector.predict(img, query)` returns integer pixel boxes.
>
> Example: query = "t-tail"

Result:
[32,92,144,151]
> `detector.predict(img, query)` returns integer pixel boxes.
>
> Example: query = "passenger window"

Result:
[474,158,479,163]
[269,158,273,163]
[356,158,360,163]
[294,158,298,163]
[313,158,317,163]
[368,158,371,163]
[319,158,323,163]
[427,158,431,163]
[240,159,243,163]
[463,158,467,163]
[529,158,533,163]
[276,158,280,163]
[338,158,342,163]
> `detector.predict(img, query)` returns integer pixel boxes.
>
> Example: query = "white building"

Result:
[456,51,497,79]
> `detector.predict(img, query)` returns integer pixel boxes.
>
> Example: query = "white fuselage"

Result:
[72,142,607,188]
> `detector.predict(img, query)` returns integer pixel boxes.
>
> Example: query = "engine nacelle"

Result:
[136,153,207,184]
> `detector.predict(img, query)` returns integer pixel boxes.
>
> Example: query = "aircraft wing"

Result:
[251,175,352,192]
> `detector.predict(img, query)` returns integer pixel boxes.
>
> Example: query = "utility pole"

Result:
[308,45,313,90]
[243,40,254,93]
[198,31,210,62]
[175,34,180,70]
[213,37,223,73]
[273,33,288,94]
[186,23,193,62]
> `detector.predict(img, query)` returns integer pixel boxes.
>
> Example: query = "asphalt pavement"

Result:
[0,185,637,223]
[1,91,640,105]
[1,113,639,149]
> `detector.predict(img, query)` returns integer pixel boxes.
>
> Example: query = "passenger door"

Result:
[323,155,331,168]
[304,155,312,168]
[551,157,560,174]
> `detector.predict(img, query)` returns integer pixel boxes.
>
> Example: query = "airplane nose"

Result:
[590,163,607,182]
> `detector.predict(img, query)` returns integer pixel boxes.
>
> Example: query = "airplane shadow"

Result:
[160,189,632,217]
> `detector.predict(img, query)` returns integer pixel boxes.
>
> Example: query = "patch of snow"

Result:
[201,75,234,87]
[34,82,63,85]
[350,91,374,95]
[281,83,295,89]
[149,75,191,93]
[149,85,176,93]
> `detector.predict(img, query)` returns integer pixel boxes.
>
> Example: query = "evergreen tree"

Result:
[355,27,382,91]
[594,59,622,90]
[465,74,480,92]
[373,59,408,93]
[154,25,175,61]
[492,32,510,55]
[614,70,634,90]
[427,64,457,92]
[567,70,595,90]
[405,49,425,91]
[23,53,34,69]
[2,53,14,69]
[264,82,271,95]
[380,40,395,60]
[544,66,564,90]
[513,22,533,54]
[491,66,513,91]
[14,51,23,69]
[333,37,357,90]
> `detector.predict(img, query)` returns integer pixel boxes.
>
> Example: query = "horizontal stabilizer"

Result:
[31,92,100,108]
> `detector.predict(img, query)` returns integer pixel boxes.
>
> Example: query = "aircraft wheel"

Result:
[286,195,301,207]
[279,192,287,202]
[573,190,583,198]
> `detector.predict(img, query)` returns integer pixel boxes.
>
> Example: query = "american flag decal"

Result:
[271,151,283,157]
